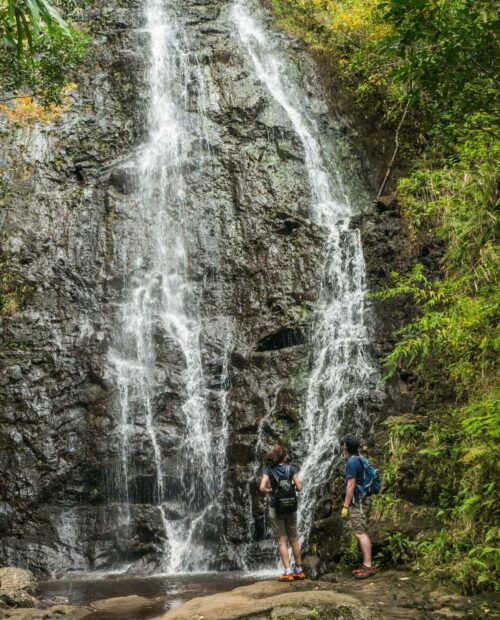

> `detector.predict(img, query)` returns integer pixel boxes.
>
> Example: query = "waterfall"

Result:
[107,0,225,572]
[232,1,379,543]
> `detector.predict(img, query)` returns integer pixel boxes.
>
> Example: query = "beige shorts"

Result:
[350,497,371,534]
[269,508,298,539]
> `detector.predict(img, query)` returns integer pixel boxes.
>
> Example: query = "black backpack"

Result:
[270,465,298,514]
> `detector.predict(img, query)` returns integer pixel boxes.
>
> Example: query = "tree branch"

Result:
[377,99,410,200]
[0,93,35,103]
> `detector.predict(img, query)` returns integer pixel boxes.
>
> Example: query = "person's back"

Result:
[259,444,305,581]
[264,463,297,512]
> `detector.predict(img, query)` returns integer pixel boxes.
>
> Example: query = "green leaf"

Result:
[20,11,33,53]
[25,0,41,38]
[35,0,71,35]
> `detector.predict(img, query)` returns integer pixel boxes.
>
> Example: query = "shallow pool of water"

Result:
[39,571,275,619]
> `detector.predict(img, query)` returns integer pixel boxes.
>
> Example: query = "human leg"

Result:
[354,532,372,567]
[289,537,302,566]
[350,499,376,578]
[284,512,301,565]
[289,536,305,579]
[284,512,305,579]
[270,509,292,577]
[278,536,291,569]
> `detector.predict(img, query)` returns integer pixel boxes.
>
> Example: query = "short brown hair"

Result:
[265,444,288,467]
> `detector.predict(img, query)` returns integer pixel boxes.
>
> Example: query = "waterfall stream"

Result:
[106,0,378,572]
[232,1,379,544]
[107,0,225,572]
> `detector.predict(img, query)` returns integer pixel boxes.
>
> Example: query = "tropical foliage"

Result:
[271,0,500,593]
[0,0,87,104]
[270,0,499,129]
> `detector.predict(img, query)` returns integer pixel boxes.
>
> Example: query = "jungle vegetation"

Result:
[271,0,499,593]
[0,0,87,106]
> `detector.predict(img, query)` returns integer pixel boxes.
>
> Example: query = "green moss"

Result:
[247,605,355,620]
[0,257,34,316]
[105,207,118,222]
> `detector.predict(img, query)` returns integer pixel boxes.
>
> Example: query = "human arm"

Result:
[342,457,360,516]
[292,473,303,492]
[343,477,355,508]
[259,473,271,494]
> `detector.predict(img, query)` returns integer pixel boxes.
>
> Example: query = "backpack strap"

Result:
[269,466,281,486]
[348,456,366,504]
[269,465,293,487]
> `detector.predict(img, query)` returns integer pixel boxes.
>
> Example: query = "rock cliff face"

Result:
[0,0,411,575]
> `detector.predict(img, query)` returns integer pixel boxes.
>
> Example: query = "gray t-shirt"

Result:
[264,464,298,508]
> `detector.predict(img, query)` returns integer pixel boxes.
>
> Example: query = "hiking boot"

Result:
[293,570,305,580]
[354,566,376,579]
[278,573,294,582]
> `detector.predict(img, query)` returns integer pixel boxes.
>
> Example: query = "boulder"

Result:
[156,580,375,620]
[0,604,91,619]
[375,193,397,212]
[89,595,154,617]
[370,499,441,545]
[0,568,37,608]
[302,555,321,580]
[0,505,15,534]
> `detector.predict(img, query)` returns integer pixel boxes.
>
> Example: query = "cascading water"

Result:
[107,0,226,572]
[239,390,280,569]
[232,1,380,544]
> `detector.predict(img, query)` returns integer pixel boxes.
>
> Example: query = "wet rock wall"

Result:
[0,0,413,574]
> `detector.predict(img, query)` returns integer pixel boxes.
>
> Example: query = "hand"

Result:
[341,506,349,519]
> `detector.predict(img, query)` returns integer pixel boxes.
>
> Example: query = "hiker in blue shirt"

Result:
[341,434,377,579]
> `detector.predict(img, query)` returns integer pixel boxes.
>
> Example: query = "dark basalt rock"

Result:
[255,327,306,351]
[375,192,397,212]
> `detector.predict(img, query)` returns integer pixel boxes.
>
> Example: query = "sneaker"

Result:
[354,566,376,580]
[293,570,305,580]
[278,573,294,582]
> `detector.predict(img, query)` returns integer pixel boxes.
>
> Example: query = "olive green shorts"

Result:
[350,497,371,534]
[269,508,298,539]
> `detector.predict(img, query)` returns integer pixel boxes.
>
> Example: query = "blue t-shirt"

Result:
[264,464,298,508]
[345,456,364,503]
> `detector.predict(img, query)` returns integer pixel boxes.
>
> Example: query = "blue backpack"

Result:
[352,456,381,500]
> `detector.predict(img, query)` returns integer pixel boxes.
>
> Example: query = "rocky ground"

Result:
[157,572,498,620]
[1,567,497,620]
[0,595,158,620]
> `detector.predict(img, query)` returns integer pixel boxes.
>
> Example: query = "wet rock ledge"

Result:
[1,566,497,619]
[0,567,157,620]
